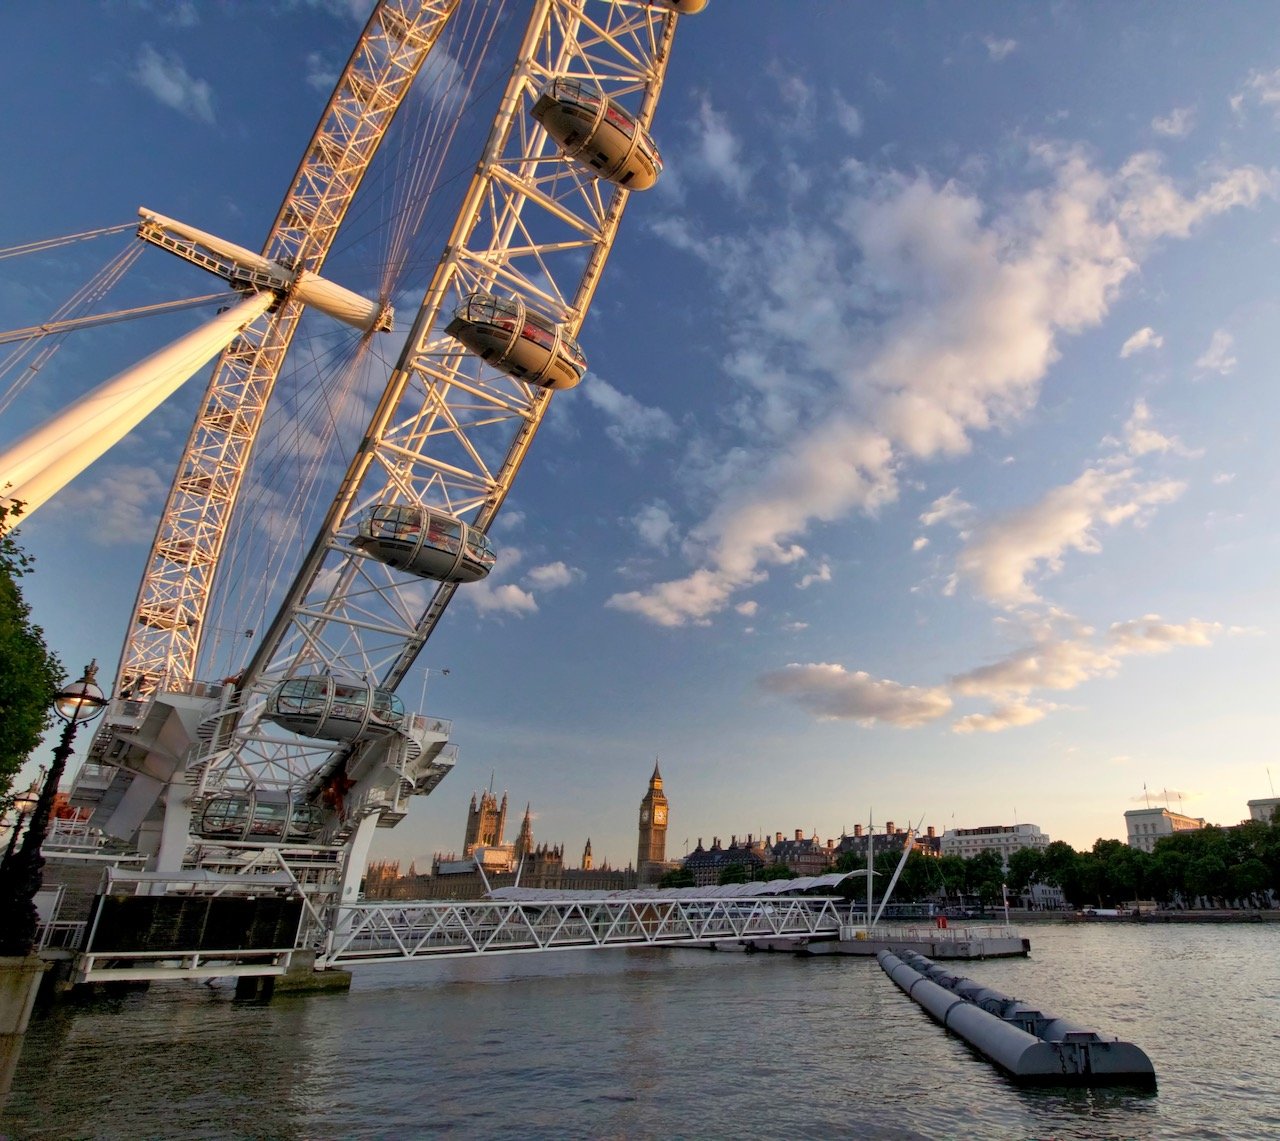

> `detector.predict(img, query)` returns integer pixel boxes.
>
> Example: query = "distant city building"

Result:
[1124,807,1206,853]
[1247,797,1280,824]
[940,823,1048,863]
[683,836,765,886]
[636,760,669,885]
[768,829,836,875]
[837,823,940,862]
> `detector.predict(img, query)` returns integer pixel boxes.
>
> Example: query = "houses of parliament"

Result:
[364,762,670,900]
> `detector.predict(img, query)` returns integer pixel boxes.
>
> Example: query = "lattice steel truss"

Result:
[322,895,849,965]
[117,0,460,698]
[205,0,681,800]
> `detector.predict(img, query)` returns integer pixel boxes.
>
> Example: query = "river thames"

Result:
[2,922,1277,1140]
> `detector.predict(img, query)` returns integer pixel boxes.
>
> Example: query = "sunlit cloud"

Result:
[758,663,952,727]
[1194,329,1237,376]
[956,465,1185,607]
[524,561,582,591]
[952,700,1057,734]
[1231,66,1280,120]
[613,141,1269,627]
[1119,326,1163,357]
[796,562,831,589]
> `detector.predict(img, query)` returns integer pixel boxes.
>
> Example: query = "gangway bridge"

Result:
[320,881,853,968]
[61,873,861,983]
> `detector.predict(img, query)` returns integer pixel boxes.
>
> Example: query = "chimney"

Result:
[795,828,804,841]
[776,831,783,844]
[854,824,863,837]
[885,820,894,835]
[927,825,936,838]
[827,838,834,849]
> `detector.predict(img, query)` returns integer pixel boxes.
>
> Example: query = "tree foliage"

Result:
[0,502,64,803]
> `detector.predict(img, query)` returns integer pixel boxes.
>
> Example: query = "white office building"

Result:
[1124,807,1205,853]
[940,823,1048,864]
[1247,797,1280,824]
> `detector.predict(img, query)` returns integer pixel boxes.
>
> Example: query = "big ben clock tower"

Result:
[637,760,669,884]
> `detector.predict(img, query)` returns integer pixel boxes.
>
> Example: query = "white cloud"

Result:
[464,581,538,617]
[305,51,340,92]
[1119,326,1163,357]
[912,536,930,552]
[920,489,973,528]
[686,95,750,199]
[796,563,831,589]
[1194,329,1237,376]
[952,700,1055,734]
[1211,472,1236,485]
[614,143,1270,627]
[983,36,1018,61]
[1151,106,1195,137]
[524,561,581,590]
[759,663,952,727]
[133,44,214,124]
[957,464,1185,607]
[951,616,1222,698]
[1123,398,1198,458]
[582,375,677,456]
[833,92,863,137]
[735,600,758,617]
[632,502,677,550]
[1232,66,1280,120]
[47,464,169,544]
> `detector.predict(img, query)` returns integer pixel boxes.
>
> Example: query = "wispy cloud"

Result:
[1151,106,1195,137]
[1119,326,1163,358]
[133,44,214,124]
[983,36,1018,61]
[612,143,1269,628]
[1231,66,1280,120]
[956,464,1185,607]
[45,464,169,544]
[582,375,677,457]
[1194,329,1237,376]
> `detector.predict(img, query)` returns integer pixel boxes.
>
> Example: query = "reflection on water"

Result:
[2,924,1277,1140]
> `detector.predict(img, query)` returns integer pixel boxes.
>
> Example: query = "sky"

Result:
[3,1,1280,872]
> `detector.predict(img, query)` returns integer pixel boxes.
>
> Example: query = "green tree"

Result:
[964,850,1005,905]
[657,866,694,889]
[0,501,64,804]
[718,862,748,886]
[759,863,797,881]
[1005,846,1045,897]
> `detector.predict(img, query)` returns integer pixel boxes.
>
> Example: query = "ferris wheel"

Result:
[1,0,702,904]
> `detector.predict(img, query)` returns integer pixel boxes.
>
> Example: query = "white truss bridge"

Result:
[320,891,850,967]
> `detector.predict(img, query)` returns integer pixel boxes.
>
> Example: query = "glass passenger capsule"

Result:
[352,504,495,583]
[647,0,708,12]
[531,79,663,191]
[196,791,323,843]
[445,292,587,390]
[264,676,405,742]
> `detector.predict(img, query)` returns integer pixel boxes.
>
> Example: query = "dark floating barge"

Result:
[879,950,1156,1087]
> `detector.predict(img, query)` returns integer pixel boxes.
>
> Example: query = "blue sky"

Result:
[4,1,1280,871]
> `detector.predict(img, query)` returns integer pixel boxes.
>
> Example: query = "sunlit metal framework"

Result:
[322,895,848,966]
[118,0,460,697]
[192,0,681,812]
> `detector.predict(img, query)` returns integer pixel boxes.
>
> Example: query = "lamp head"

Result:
[54,659,108,725]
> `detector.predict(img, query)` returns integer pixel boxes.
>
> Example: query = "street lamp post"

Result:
[1,776,43,872]
[0,662,107,956]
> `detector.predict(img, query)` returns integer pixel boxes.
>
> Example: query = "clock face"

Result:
[654,806,667,825]
[641,808,650,823]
